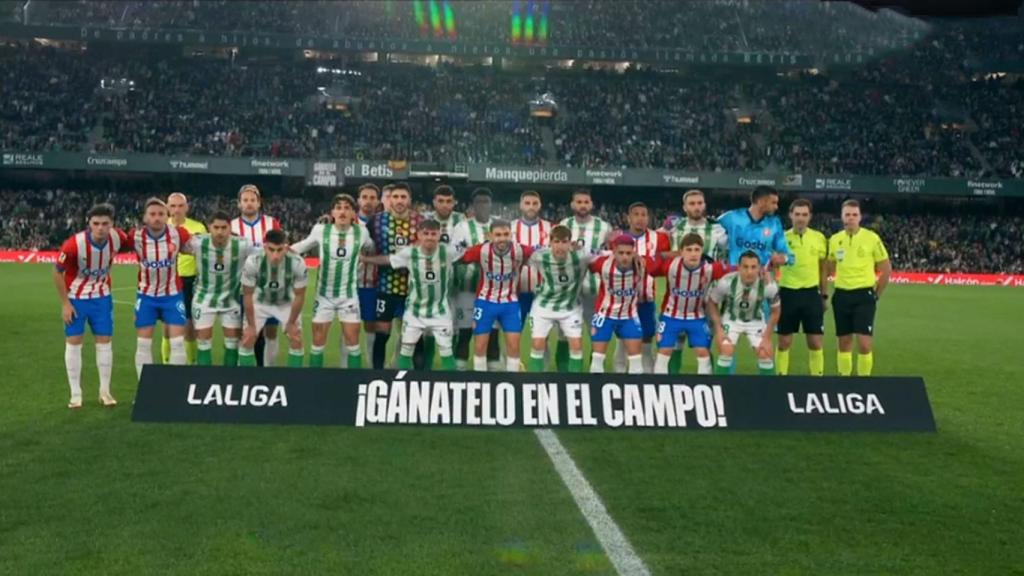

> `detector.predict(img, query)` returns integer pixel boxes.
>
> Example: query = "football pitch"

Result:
[1,263,1022,575]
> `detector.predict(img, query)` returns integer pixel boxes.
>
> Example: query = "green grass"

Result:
[1,263,1022,575]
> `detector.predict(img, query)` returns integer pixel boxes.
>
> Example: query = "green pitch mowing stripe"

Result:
[0,264,618,575]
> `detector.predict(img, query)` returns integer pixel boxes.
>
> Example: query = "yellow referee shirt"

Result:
[828,227,889,290]
[780,228,827,289]
[176,217,208,277]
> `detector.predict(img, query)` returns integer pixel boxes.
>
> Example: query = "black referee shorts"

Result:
[777,287,824,335]
[181,275,196,321]
[833,287,877,337]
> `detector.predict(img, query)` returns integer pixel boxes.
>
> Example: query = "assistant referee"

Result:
[827,199,892,376]
[163,192,207,365]
[776,199,828,376]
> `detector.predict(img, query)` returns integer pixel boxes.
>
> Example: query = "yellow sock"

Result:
[857,351,874,376]
[185,340,198,365]
[837,351,853,376]
[776,348,790,375]
[161,337,171,364]
[808,349,824,377]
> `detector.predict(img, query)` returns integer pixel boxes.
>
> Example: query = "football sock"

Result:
[372,331,389,369]
[196,339,213,366]
[857,351,874,376]
[264,337,279,367]
[239,347,256,367]
[654,353,671,374]
[168,336,186,366]
[776,348,790,375]
[528,349,545,372]
[590,352,606,373]
[347,345,362,369]
[287,348,304,367]
[668,349,683,374]
[714,354,733,375]
[837,351,853,376]
[397,354,414,369]
[65,343,82,401]
[223,337,239,367]
[568,350,583,373]
[696,355,712,375]
[555,340,569,371]
[808,348,824,376]
[627,354,643,374]
[95,342,112,396]
[135,337,153,379]
[439,355,456,370]
[473,355,488,371]
[309,345,325,368]
[758,358,775,376]
[506,357,520,373]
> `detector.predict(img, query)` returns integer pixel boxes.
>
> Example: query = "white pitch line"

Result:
[533,429,651,576]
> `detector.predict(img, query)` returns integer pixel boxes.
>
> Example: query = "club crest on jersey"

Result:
[763,228,772,237]
[58,252,67,263]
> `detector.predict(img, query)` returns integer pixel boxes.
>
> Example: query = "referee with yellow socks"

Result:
[827,199,891,376]
[776,199,828,376]
[162,192,207,365]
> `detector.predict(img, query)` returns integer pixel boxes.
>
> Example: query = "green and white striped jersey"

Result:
[389,245,455,318]
[529,248,592,313]
[291,223,374,299]
[433,212,465,246]
[241,252,309,306]
[708,272,780,323]
[450,217,491,292]
[559,216,611,295]
[670,218,729,260]
[188,235,254,308]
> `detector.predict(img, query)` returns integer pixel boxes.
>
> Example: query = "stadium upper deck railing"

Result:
[2,150,1022,197]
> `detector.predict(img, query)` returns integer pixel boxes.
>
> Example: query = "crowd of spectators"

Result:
[2,187,1022,274]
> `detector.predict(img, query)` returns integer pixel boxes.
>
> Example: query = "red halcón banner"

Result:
[2,250,1023,287]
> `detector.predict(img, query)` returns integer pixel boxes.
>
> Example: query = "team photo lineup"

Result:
[4,1,1024,574]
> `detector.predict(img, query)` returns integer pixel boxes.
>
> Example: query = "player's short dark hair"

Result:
[520,190,540,200]
[389,182,411,195]
[739,250,761,263]
[683,189,704,202]
[490,219,511,231]
[264,229,286,245]
[750,185,778,203]
[381,183,396,194]
[472,187,492,200]
[332,193,357,211]
[680,233,704,248]
[86,203,115,221]
[144,197,167,211]
[418,219,441,232]
[842,199,861,210]
[433,185,455,198]
[550,225,572,242]
[571,188,592,200]
[357,183,380,197]
[209,210,232,224]
[237,184,261,201]
[790,198,813,212]
[628,201,647,212]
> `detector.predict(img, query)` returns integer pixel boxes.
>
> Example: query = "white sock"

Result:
[346,344,362,359]
[654,353,670,374]
[456,359,468,371]
[642,342,654,373]
[697,356,712,375]
[400,342,416,357]
[473,355,488,371]
[627,354,643,374]
[311,344,325,356]
[224,337,239,351]
[95,342,112,395]
[717,355,733,368]
[197,339,213,351]
[590,352,606,373]
[135,337,153,380]
[264,337,279,367]
[487,360,502,371]
[506,357,520,372]
[240,347,255,359]
[169,336,186,365]
[569,350,583,361]
[65,343,82,400]
[530,349,544,360]
[758,358,775,371]
[613,344,627,373]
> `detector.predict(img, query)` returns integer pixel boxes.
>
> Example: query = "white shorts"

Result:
[312,294,360,324]
[530,305,583,339]
[401,311,454,347]
[454,292,476,329]
[254,302,297,332]
[192,301,242,331]
[722,319,769,349]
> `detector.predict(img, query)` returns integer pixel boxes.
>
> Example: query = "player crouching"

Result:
[589,234,651,374]
[239,229,308,367]
[706,251,780,375]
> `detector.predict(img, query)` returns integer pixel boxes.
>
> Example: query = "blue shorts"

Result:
[638,301,657,339]
[65,296,114,338]
[358,287,377,322]
[518,293,534,323]
[656,315,712,349]
[135,293,187,328]
[590,315,643,343]
[473,299,523,335]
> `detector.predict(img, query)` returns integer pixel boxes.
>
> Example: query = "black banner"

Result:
[132,367,936,432]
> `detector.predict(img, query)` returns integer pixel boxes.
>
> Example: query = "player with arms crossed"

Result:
[231,184,283,366]
[525,225,588,372]
[451,188,500,370]
[459,220,534,372]
[239,229,308,367]
[588,235,650,374]
[290,194,374,368]
[53,203,128,408]
[356,183,382,365]
[363,219,459,370]
[649,233,731,375]
[706,251,781,375]
[827,199,891,376]
[777,199,829,376]
[130,198,194,380]
[558,188,611,370]
[188,211,255,366]
[161,192,207,365]
[614,201,667,373]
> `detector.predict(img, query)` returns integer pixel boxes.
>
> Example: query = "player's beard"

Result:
[686,209,705,222]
